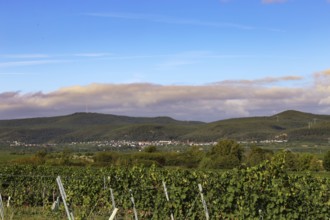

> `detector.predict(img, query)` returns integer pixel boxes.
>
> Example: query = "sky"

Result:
[0,0,330,122]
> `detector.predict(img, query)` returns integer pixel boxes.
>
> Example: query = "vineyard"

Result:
[0,156,329,219]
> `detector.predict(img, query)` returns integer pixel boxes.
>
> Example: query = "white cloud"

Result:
[314,70,330,105]
[1,71,329,121]
[214,76,303,86]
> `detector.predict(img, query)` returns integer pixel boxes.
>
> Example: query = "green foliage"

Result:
[200,140,243,169]
[284,150,299,171]
[131,152,166,167]
[93,151,119,164]
[35,149,47,158]
[0,160,329,219]
[324,150,330,171]
[246,146,273,166]
[59,148,72,165]
[296,153,314,171]
[309,156,323,171]
[272,150,323,172]
[177,146,205,168]
[143,145,157,153]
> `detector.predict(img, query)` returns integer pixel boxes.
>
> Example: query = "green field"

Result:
[0,151,32,164]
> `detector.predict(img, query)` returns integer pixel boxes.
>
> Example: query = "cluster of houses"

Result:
[68,140,217,148]
[5,136,288,149]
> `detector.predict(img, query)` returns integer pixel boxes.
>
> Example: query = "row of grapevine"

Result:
[0,158,329,219]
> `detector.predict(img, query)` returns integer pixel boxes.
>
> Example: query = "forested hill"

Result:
[183,110,330,143]
[0,113,204,143]
[0,110,330,144]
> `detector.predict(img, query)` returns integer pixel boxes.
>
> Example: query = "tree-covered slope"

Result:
[1,110,330,143]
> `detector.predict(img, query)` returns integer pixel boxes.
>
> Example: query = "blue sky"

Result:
[0,0,330,121]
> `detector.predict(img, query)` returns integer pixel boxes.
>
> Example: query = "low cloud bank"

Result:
[1,72,330,122]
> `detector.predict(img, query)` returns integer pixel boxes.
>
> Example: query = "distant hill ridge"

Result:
[0,112,203,126]
[0,110,330,144]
